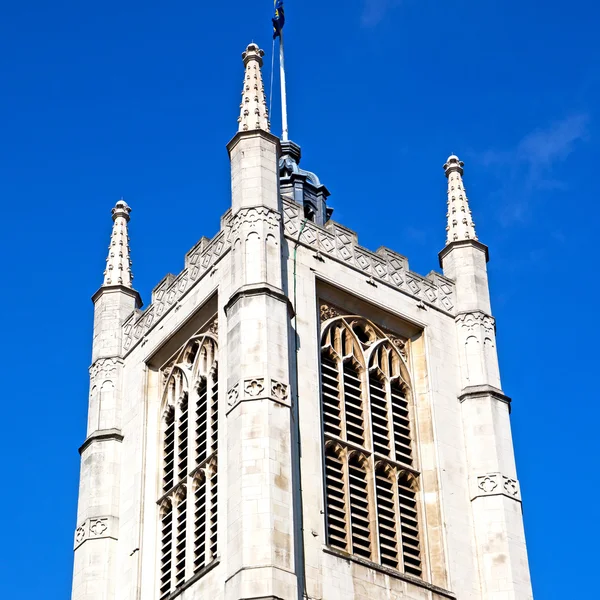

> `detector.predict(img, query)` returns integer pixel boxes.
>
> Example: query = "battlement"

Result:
[283,199,455,313]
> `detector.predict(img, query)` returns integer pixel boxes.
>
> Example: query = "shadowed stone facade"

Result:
[72,43,533,600]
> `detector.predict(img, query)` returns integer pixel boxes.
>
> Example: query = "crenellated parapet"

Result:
[123,212,234,353]
[283,199,456,314]
[122,199,458,354]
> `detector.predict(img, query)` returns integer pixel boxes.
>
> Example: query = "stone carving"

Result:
[320,303,342,322]
[388,335,409,360]
[74,516,116,549]
[75,526,86,545]
[456,311,495,335]
[478,475,498,494]
[89,358,120,384]
[503,477,519,497]
[271,380,289,402]
[474,473,521,501]
[89,519,108,536]
[244,378,265,397]
[283,199,455,313]
[227,384,239,406]
[123,221,232,353]
[227,206,281,242]
[208,316,218,336]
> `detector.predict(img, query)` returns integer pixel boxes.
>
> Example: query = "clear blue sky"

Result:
[1,1,597,597]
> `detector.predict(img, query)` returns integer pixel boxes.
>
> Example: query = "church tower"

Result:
[72,44,533,600]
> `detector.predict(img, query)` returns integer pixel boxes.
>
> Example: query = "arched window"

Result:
[320,316,422,578]
[159,334,219,597]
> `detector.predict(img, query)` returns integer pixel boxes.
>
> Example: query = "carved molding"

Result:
[319,303,342,322]
[284,199,455,313]
[227,384,239,406]
[123,222,232,353]
[74,516,119,549]
[228,206,282,241]
[89,358,122,385]
[244,378,265,397]
[226,377,290,413]
[271,380,289,401]
[456,311,495,335]
[472,472,521,502]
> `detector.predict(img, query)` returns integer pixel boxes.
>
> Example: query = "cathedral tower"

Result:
[72,44,533,600]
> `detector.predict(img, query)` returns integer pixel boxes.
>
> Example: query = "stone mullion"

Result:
[200,466,210,569]
[184,380,198,582]
[341,448,352,554]
[391,467,404,572]
[363,363,379,564]
[337,355,347,442]
[169,492,178,594]
[366,452,379,564]
[209,365,218,457]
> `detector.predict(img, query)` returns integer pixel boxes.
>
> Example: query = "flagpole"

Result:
[279,31,289,142]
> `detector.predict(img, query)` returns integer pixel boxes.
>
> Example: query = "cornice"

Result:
[438,239,489,267]
[79,428,124,455]
[224,283,294,317]
[459,384,512,408]
[92,285,142,307]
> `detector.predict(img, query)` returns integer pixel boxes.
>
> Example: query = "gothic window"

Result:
[320,316,422,578]
[159,334,219,598]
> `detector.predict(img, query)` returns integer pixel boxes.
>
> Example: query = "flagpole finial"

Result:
[237,43,270,133]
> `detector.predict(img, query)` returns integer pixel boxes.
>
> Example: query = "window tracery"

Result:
[158,334,219,597]
[320,315,422,577]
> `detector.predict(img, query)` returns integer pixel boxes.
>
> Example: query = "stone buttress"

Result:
[439,156,533,599]
[223,43,298,600]
[72,200,142,600]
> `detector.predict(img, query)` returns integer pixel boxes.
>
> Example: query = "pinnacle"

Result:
[103,199,134,288]
[443,155,478,244]
[237,43,270,133]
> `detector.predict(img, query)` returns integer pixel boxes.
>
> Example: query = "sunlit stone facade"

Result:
[72,43,533,600]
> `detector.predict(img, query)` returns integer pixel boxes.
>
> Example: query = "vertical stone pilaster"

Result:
[224,126,298,600]
[440,154,532,598]
[73,282,140,600]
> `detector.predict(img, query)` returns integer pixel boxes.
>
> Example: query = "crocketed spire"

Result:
[238,43,270,132]
[444,155,478,244]
[103,200,134,287]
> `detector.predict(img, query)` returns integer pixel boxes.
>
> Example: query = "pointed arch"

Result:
[368,339,416,467]
[158,330,219,595]
[320,313,423,579]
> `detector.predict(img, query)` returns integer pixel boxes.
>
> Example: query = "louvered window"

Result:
[324,445,347,550]
[175,492,187,586]
[348,455,371,559]
[193,475,207,571]
[398,473,422,577]
[159,333,219,597]
[159,501,172,599]
[320,316,423,578]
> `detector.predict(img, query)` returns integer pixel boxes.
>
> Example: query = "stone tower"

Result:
[72,44,533,600]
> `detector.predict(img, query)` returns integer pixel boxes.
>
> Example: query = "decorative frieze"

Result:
[123,223,232,353]
[226,377,290,413]
[456,311,495,335]
[284,199,455,313]
[471,473,521,502]
[74,516,118,550]
[227,206,282,242]
[89,357,122,385]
